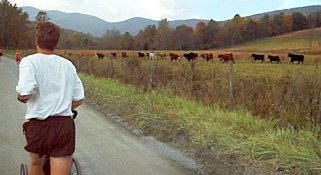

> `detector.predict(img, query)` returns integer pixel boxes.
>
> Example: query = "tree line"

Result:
[1,0,321,50]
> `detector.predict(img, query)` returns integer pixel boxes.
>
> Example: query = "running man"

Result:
[16,49,21,65]
[16,22,85,175]
[0,47,3,61]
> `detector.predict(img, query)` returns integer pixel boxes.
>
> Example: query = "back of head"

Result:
[36,22,61,51]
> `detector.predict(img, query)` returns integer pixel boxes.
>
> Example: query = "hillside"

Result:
[226,27,321,55]
[250,5,321,19]
[22,6,111,36]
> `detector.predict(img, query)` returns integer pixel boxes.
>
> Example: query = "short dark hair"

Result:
[36,22,61,51]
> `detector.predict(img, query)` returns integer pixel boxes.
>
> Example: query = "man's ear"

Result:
[35,37,40,50]
[35,37,38,47]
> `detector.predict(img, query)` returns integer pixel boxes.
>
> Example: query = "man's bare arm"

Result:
[72,99,83,110]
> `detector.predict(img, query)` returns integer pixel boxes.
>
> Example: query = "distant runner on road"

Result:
[16,49,21,65]
[0,47,3,61]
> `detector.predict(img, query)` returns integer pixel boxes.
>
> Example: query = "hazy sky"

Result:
[8,0,321,22]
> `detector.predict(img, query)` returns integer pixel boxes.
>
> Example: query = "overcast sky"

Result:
[8,0,321,22]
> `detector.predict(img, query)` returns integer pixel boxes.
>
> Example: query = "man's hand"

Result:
[17,95,31,103]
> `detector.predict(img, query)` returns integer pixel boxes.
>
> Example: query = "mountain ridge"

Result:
[21,5,321,37]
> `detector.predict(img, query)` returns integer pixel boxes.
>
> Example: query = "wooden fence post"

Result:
[229,61,234,107]
[318,93,321,124]
[89,58,93,75]
[122,57,128,71]
[109,56,115,77]
[149,60,157,91]
[315,62,321,124]
[191,61,196,81]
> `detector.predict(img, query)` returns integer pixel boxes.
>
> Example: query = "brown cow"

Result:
[218,53,234,63]
[159,52,167,58]
[169,53,180,61]
[200,53,214,61]
[122,52,128,58]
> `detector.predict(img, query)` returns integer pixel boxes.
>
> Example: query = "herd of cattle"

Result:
[94,51,305,64]
[251,53,304,64]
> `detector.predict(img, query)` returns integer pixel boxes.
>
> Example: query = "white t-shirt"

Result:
[16,53,85,120]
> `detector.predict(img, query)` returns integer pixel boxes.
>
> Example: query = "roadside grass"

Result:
[80,73,321,174]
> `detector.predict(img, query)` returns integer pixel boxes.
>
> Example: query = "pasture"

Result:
[68,50,321,174]
[59,49,321,127]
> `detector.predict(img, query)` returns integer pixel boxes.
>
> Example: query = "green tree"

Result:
[223,14,246,45]
[204,19,220,49]
[172,25,194,50]
[70,32,85,48]
[154,19,172,50]
[271,13,284,35]
[100,29,121,49]
[244,18,259,41]
[121,32,134,50]
[258,14,272,38]
[0,0,30,48]
[35,11,50,23]
[281,14,293,33]
[291,12,307,31]
[213,30,225,48]
[194,21,206,49]
[134,25,157,50]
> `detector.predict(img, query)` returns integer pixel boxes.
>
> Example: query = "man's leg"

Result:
[50,155,73,175]
[28,152,45,175]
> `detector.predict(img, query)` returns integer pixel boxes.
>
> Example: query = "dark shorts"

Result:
[22,116,75,158]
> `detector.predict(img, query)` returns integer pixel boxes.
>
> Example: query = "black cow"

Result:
[267,55,281,63]
[110,52,117,58]
[96,53,104,59]
[288,53,304,64]
[183,52,198,62]
[138,52,145,58]
[251,53,264,63]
